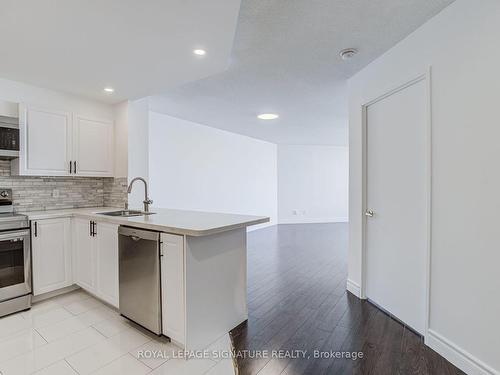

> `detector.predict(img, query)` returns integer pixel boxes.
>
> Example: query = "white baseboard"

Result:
[278,217,349,224]
[346,279,361,298]
[32,284,80,303]
[426,329,499,375]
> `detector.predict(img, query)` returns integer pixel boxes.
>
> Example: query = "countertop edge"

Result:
[23,208,271,236]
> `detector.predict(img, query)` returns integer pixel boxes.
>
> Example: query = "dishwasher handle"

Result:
[118,226,160,242]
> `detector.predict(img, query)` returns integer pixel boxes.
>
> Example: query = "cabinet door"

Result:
[95,221,119,307]
[161,233,185,345]
[73,218,96,292]
[16,104,72,176]
[73,115,114,177]
[31,218,72,295]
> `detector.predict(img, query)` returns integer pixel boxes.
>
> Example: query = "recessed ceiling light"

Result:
[257,113,279,120]
[103,87,114,93]
[339,48,358,60]
[193,49,206,56]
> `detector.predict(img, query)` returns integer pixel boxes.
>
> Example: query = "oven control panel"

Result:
[0,189,12,208]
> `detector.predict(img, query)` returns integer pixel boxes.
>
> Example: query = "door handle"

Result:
[365,209,374,217]
[69,161,72,174]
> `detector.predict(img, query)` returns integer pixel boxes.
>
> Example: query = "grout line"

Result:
[65,358,82,374]
[201,359,219,374]
[126,352,155,374]
[89,325,108,339]
[68,332,151,374]
[33,327,49,344]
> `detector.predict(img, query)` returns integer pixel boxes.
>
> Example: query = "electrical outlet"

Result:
[52,189,59,198]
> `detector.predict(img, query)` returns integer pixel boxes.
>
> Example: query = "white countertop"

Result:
[23,207,269,236]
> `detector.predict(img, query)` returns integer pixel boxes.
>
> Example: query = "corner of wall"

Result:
[346,279,362,299]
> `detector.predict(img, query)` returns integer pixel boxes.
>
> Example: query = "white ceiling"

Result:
[152,0,455,145]
[0,0,241,103]
[0,0,455,145]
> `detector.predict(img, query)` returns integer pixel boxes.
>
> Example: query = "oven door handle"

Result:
[0,230,30,241]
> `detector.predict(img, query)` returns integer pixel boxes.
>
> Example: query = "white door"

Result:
[31,218,72,295]
[73,218,96,292]
[365,77,428,334]
[73,115,114,176]
[19,105,72,176]
[95,221,119,307]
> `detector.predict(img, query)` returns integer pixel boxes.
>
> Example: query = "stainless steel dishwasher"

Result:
[118,226,162,334]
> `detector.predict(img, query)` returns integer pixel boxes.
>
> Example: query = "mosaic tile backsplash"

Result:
[0,160,128,212]
[103,177,128,209]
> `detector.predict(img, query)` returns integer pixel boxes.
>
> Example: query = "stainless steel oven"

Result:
[0,189,31,317]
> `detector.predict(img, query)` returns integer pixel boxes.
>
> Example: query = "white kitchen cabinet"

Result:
[73,217,96,293]
[31,218,72,295]
[72,115,114,177]
[94,221,119,307]
[161,233,185,345]
[73,218,119,307]
[12,104,114,177]
[13,104,72,176]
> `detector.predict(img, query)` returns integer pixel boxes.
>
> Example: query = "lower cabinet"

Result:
[31,216,186,338]
[73,218,119,307]
[73,218,95,292]
[161,233,185,345]
[31,217,72,295]
[95,221,119,307]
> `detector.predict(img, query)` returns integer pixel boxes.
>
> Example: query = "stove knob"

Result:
[0,191,7,198]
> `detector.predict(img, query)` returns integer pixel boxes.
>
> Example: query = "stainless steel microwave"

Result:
[0,115,19,159]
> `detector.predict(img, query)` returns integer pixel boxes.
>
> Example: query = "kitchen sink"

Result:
[98,210,155,217]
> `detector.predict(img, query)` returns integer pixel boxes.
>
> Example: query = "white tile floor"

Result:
[0,291,236,375]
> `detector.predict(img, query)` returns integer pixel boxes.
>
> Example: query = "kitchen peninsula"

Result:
[27,207,269,351]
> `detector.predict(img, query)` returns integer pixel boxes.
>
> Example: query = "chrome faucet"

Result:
[127,177,153,212]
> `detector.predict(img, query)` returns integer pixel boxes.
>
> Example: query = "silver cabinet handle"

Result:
[130,235,141,242]
[365,209,374,217]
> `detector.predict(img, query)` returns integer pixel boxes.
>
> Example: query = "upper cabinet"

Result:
[15,105,72,176]
[11,104,114,177]
[73,115,114,176]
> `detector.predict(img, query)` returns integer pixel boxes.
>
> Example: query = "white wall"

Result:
[348,1,500,373]
[149,112,278,228]
[127,98,150,208]
[278,145,348,224]
[113,101,129,178]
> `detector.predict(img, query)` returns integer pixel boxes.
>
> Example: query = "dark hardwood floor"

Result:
[230,223,465,375]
